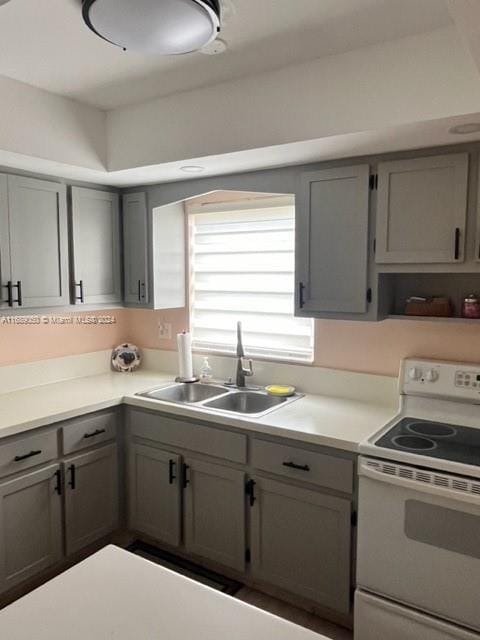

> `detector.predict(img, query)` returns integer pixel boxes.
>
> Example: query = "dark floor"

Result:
[236,587,353,639]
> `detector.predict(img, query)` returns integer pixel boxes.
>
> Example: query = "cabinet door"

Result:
[8,176,69,308]
[71,187,121,304]
[64,444,118,555]
[123,192,149,305]
[297,165,370,314]
[0,174,11,309]
[0,464,62,592]
[184,458,245,572]
[376,153,468,264]
[250,476,352,614]
[128,443,181,547]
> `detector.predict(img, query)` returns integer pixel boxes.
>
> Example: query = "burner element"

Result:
[392,435,437,451]
[406,422,457,438]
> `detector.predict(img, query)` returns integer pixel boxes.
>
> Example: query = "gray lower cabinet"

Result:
[250,476,352,614]
[375,153,469,264]
[0,175,69,309]
[123,192,149,305]
[0,463,62,593]
[64,444,119,555]
[71,187,121,305]
[183,458,245,572]
[296,165,371,316]
[128,443,182,547]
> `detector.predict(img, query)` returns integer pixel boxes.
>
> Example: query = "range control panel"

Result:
[402,359,480,400]
[455,371,480,389]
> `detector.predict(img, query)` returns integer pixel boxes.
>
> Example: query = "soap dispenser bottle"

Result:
[200,357,213,384]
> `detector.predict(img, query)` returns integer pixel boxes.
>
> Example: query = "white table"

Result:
[0,545,329,639]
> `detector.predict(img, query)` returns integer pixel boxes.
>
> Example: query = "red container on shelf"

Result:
[462,294,480,319]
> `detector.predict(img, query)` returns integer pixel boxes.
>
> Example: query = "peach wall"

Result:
[126,308,480,378]
[313,319,480,377]
[127,308,189,352]
[3,305,480,378]
[0,309,130,367]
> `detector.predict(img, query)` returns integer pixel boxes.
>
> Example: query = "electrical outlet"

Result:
[158,322,172,340]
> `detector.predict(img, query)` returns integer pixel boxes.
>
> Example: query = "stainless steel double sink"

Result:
[137,382,301,418]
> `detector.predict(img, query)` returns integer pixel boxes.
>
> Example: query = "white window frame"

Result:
[187,195,314,364]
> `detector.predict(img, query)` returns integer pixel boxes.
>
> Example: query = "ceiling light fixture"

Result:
[82,0,221,55]
[449,123,480,135]
[180,165,205,173]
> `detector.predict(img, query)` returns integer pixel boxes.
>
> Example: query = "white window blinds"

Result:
[189,200,314,362]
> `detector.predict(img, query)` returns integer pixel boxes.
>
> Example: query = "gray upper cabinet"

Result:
[0,175,10,309]
[0,463,62,593]
[0,175,69,309]
[64,444,118,555]
[376,153,469,264]
[297,165,370,316]
[184,458,245,572]
[250,476,352,614]
[71,187,121,305]
[128,443,182,547]
[123,192,149,305]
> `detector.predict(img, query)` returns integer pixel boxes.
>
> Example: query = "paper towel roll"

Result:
[177,332,194,380]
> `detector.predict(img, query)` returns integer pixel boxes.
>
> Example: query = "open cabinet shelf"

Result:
[379,272,480,323]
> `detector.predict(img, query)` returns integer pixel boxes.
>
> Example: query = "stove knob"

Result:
[426,369,439,382]
[408,367,422,381]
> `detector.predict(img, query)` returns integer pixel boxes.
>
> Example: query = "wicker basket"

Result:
[404,297,453,317]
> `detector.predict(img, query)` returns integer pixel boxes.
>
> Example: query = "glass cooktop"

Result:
[375,417,480,467]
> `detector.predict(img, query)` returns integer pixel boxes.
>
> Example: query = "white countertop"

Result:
[0,545,327,640]
[0,370,396,452]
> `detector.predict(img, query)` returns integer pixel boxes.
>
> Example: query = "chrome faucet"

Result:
[235,321,253,387]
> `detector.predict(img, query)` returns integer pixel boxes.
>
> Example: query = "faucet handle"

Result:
[241,358,254,376]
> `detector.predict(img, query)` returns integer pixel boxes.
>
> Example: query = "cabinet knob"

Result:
[408,367,422,381]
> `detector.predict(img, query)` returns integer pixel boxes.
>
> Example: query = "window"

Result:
[189,196,314,363]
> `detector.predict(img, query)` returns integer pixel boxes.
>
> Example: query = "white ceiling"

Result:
[2,113,480,187]
[0,0,452,110]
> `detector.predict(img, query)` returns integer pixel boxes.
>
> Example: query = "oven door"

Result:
[357,457,480,632]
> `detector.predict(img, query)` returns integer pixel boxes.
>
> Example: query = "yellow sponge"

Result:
[265,385,296,397]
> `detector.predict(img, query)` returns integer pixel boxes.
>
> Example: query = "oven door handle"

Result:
[359,458,480,507]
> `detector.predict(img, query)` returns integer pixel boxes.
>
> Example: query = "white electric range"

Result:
[355,358,480,640]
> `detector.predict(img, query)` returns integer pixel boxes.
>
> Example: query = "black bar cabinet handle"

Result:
[54,469,62,495]
[14,449,42,462]
[5,281,13,307]
[5,281,22,307]
[182,464,190,489]
[246,479,256,507]
[15,280,22,306]
[283,461,310,472]
[68,464,76,490]
[138,280,142,302]
[169,459,176,485]
[299,281,305,308]
[454,228,461,260]
[75,280,84,303]
[83,428,106,439]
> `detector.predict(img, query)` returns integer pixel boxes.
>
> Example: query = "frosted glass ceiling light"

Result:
[82,0,221,55]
